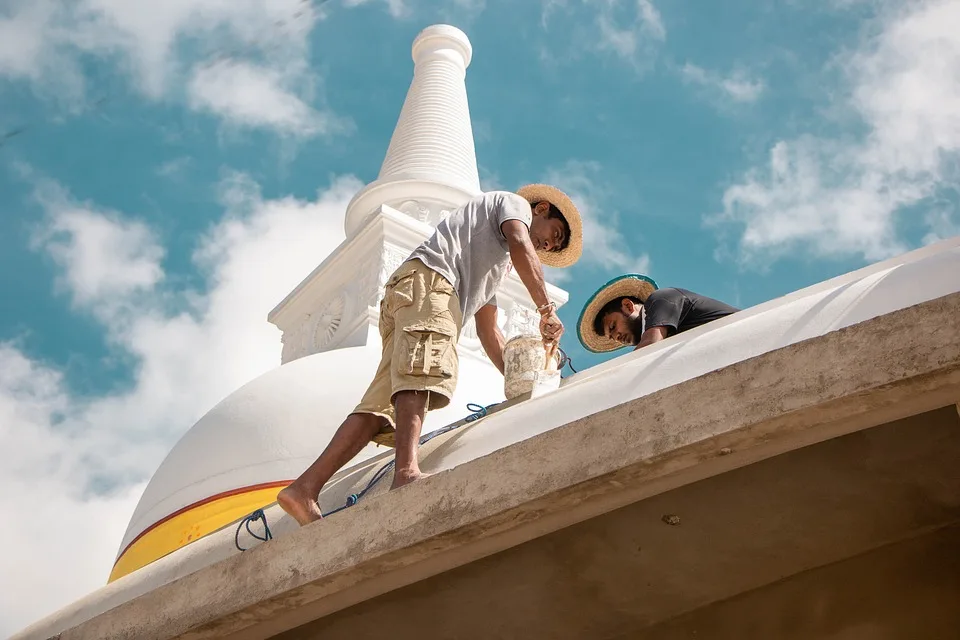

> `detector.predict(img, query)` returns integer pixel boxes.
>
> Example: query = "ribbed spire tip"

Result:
[412,24,472,68]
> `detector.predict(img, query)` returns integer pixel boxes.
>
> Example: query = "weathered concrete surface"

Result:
[275,406,960,639]
[50,293,960,640]
[638,526,960,640]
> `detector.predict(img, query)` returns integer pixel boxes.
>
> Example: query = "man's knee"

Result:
[393,389,429,412]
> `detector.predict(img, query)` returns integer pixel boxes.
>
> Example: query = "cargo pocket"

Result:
[399,325,457,379]
[384,273,416,317]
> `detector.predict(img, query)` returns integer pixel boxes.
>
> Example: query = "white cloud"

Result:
[0,1,57,80]
[0,171,361,635]
[0,0,343,137]
[543,160,651,283]
[188,61,347,137]
[343,0,486,20]
[541,0,666,71]
[30,182,165,312]
[681,63,764,104]
[478,164,504,192]
[715,0,960,264]
[0,1,85,103]
[922,206,960,245]
[156,156,192,178]
[344,0,409,19]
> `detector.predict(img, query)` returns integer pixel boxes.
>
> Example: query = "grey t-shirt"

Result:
[408,191,532,320]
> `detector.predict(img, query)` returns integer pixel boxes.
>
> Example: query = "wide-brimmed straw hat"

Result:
[516,184,583,268]
[577,274,659,353]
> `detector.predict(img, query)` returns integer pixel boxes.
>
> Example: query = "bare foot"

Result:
[277,484,323,526]
[390,469,432,490]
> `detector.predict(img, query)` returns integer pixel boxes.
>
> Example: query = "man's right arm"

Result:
[501,219,549,309]
[500,219,564,342]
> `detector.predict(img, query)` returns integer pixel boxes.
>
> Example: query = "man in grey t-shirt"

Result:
[280,184,584,526]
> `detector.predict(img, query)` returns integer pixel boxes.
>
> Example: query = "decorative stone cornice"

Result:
[268,204,569,365]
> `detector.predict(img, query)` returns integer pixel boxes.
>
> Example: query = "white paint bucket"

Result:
[503,334,561,400]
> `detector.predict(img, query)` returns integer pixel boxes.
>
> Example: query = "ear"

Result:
[621,298,638,315]
[532,201,551,218]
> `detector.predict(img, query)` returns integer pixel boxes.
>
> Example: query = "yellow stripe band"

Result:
[109,481,289,583]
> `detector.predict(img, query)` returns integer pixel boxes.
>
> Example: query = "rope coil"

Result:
[234,509,273,551]
[557,347,577,373]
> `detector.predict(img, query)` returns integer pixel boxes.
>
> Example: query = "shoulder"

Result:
[481,190,529,210]
[676,288,741,313]
[673,288,718,304]
[646,288,684,304]
[479,191,532,229]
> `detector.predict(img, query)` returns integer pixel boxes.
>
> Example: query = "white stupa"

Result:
[108,25,569,583]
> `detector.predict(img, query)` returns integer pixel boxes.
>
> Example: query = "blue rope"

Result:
[234,508,272,551]
[234,400,502,547]
[320,401,498,515]
[558,347,577,374]
[323,458,396,516]
[464,402,488,422]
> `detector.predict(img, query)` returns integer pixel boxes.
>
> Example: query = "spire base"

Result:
[344,177,479,235]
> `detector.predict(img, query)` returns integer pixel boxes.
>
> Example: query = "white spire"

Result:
[344,24,482,236]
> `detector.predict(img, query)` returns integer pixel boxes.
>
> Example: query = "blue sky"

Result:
[2,0,959,632]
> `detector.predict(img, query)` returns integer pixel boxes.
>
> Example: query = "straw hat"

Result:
[577,274,659,353]
[516,184,583,268]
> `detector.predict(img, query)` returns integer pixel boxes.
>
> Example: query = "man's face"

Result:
[599,299,643,346]
[529,202,568,253]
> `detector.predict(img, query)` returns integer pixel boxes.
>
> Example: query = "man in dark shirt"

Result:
[577,274,740,353]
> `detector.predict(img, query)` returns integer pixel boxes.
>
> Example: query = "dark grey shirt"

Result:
[644,288,740,335]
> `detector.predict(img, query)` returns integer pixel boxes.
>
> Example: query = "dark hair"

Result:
[593,296,643,336]
[537,202,571,251]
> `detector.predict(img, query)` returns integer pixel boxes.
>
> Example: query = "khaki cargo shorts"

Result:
[353,259,463,447]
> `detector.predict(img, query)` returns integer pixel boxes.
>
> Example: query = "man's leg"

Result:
[278,412,384,526]
[391,390,431,489]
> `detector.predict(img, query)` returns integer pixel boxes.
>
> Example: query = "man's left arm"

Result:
[633,289,685,351]
[475,303,505,374]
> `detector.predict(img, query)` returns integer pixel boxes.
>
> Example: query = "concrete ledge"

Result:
[56,292,960,640]
[277,407,960,638]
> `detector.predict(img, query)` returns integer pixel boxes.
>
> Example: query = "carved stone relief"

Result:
[371,246,409,306]
[397,200,431,224]
[395,199,455,227]
[353,252,382,309]
[309,295,345,350]
[280,313,311,363]
[504,302,539,340]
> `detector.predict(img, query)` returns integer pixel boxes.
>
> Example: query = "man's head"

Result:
[529,200,571,254]
[515,184,583,268]
[577,274,659,353]
[593,296,644,346]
